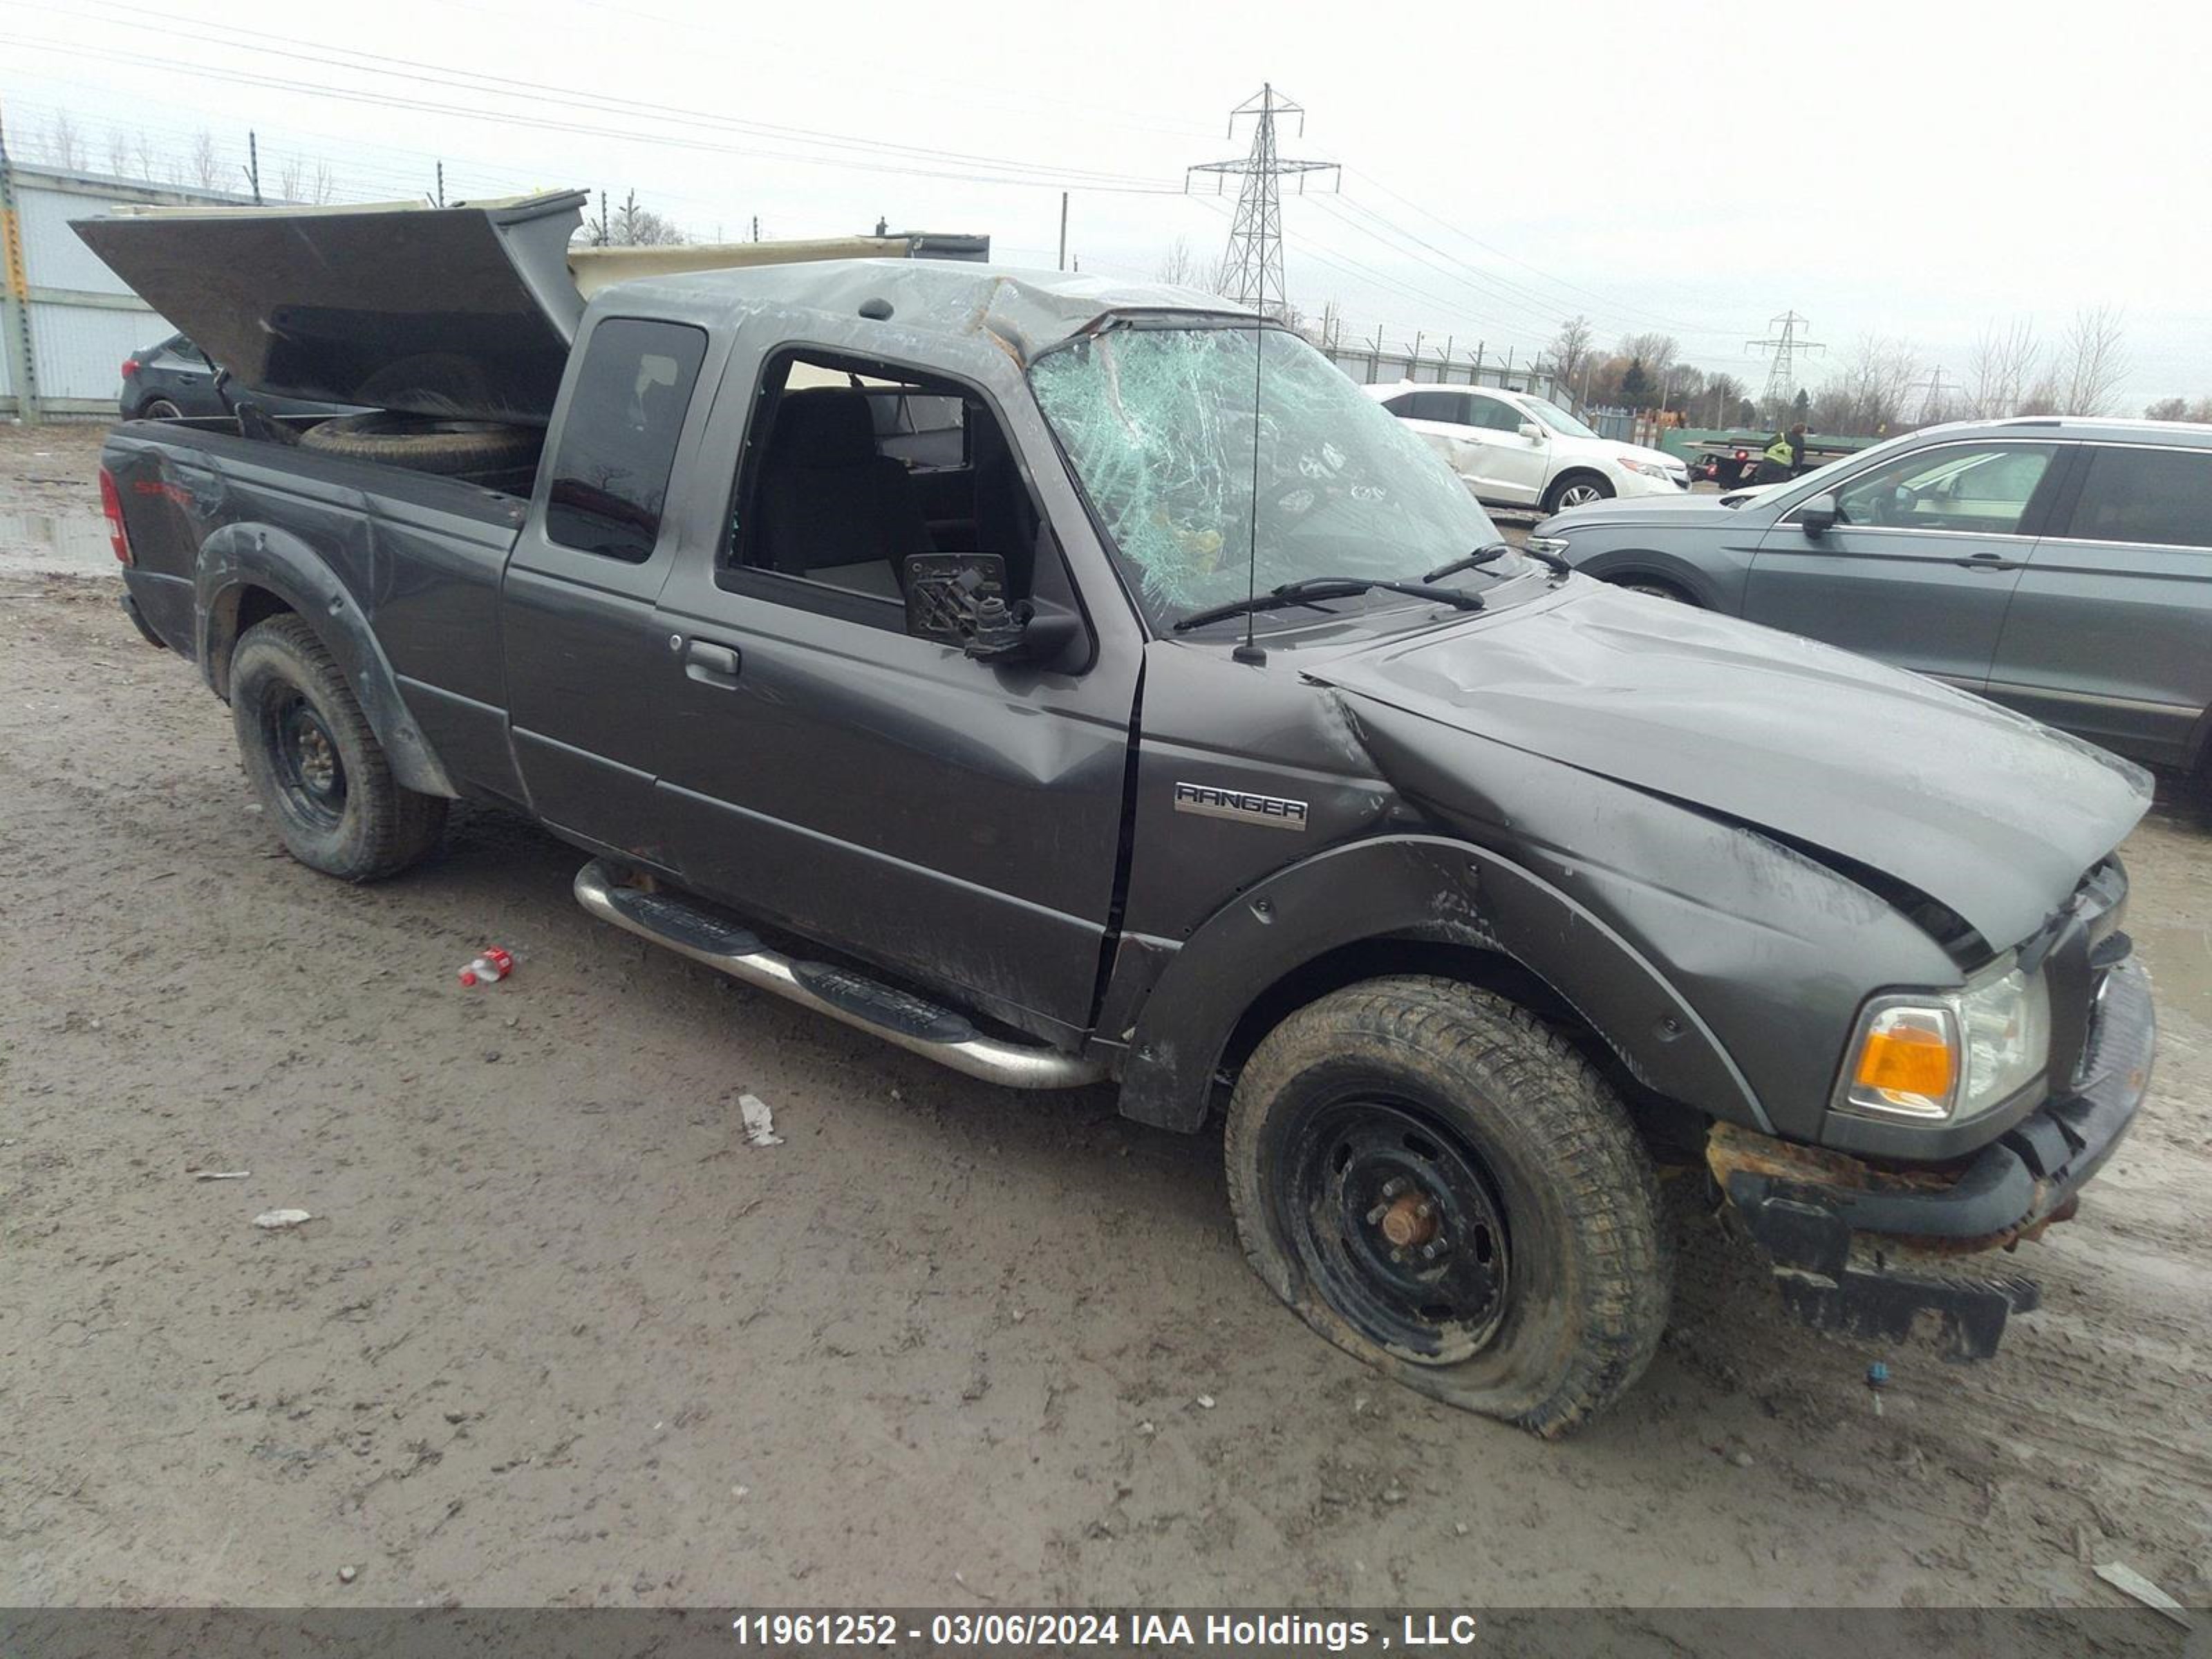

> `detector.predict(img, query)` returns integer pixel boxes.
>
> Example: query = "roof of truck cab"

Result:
[593,259,1257,366]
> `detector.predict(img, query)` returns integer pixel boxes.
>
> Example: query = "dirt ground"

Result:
[3,421,2209,1614]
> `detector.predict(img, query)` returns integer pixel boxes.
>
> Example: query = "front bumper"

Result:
[1709,957,2154,1358]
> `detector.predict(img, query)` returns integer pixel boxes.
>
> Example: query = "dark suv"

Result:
[1536,418,2212,769]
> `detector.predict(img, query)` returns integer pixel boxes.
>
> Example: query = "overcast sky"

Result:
[8,0,2209,402]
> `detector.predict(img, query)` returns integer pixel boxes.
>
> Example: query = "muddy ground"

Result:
[2,422,2209,1615]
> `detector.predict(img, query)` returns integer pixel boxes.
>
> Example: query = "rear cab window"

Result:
[543,317,709,563]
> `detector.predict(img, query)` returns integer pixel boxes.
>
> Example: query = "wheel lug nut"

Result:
[1382,1177,1407,1198]
[1389,1248,1406,1264]
[1365,1203,1389,1226]
[1414,1201,1433,1219]
[1420,1243,1439,1261]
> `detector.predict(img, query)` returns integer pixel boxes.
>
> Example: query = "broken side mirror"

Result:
[1797,491,1840,536]
[903,553,1082,668]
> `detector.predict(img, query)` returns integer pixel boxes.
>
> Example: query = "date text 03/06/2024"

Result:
[728,1612,1486,1649]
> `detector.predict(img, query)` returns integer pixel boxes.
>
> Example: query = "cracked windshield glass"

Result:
[1031,325,1508,628]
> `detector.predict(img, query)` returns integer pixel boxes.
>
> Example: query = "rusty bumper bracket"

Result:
[1706,958,2153,1360]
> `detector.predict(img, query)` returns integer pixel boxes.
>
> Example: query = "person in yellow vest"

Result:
[1754,422,1808,485]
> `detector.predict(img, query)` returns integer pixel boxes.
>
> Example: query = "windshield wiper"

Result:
[1172,574,1486,634]
[1425,540,1571,583]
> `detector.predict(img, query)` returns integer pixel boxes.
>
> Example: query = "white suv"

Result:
[1367,382,1689,513]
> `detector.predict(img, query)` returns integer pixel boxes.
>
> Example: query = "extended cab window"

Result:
[544,318,708,563]
[1828,442,2056,536]
[727,350,1045,609]
[2062,446,2212,549]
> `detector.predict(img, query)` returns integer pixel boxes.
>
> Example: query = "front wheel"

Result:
[1224,977,1671,1437]
[1544,474,1614,513]
[230,615,448,881]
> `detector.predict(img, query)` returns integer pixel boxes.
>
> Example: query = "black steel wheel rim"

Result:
[1275,1093,1510,1363]
[267,692,347,828]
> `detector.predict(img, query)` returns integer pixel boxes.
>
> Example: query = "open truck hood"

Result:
[1309,583,2151,952]
[73,193,591,424]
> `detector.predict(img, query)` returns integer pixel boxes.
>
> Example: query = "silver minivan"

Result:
[1536,417,2212,768]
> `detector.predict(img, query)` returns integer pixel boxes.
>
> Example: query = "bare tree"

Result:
[2144,396,2188,421]
[276,155,304,202]
[1546,315,1596,398]
[1155,236,1197,287]
[2054,305,2128,416]
[588,189,687,247]
[1704,373,1748,427]
[310,162,337,205]
[1965,319,2038,419]
[1809,335,1920,436]
[188,129,221,191]
[104,125,133,178]
[41,110,87,171]
[1618,330,1680,382]
[131,128,156,181]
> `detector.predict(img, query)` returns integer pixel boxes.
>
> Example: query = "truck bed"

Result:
[106,418,530,805]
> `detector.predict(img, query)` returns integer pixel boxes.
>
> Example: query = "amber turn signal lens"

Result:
[1854,1021,1955,1100]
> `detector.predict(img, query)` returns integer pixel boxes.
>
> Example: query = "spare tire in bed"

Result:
[299,412,541,475]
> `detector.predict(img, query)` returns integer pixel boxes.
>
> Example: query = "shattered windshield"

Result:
[1030,324,1504,628]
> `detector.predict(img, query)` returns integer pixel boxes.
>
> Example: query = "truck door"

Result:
[648,348,1140,1047]
[1744,438,2062,690]
[500,315,714,863]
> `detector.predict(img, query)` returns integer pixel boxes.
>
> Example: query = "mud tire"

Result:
[1225,976,1671,1436]
[230,615,447,881]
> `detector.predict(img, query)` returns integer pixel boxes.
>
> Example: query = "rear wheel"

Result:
[1544,473,1614,513]
[1225,977,1671,1436]
[230,615,447,881]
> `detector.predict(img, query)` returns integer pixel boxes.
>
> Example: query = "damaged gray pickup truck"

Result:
[82,194,2155,1436]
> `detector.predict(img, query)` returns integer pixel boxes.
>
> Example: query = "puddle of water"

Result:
[0,512,119,574]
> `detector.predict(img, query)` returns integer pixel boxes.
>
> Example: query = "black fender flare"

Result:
[195,523,457,799]
[1113,834,1768,1134]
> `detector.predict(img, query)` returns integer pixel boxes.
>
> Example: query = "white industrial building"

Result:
[1,160,255,422]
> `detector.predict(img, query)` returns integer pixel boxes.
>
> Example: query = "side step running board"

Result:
[573,859,1107,1091]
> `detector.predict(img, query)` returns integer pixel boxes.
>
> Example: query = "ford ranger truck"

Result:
[81,196,2155,1436]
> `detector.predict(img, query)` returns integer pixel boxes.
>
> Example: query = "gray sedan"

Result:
[1533,417,2212,769]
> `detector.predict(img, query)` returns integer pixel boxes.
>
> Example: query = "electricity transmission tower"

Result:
[1911,366,1953,427]
[1748,310,1824,417]
[1187,84,1338,320]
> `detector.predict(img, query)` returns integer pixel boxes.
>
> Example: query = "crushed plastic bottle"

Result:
[458,946,514,987]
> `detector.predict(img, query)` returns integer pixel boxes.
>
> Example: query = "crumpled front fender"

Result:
[1109,832,1768,1134]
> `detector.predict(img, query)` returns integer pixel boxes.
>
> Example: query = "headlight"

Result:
[1835,964,2050,1124]
[1524,534,1571,556]
[1617,456,1674,479]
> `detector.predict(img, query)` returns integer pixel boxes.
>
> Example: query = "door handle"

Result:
[683,639,742,685]
[1955,553,2018,572]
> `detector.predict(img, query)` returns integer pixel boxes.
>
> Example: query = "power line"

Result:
[1343,165,1725,338]
[1,26,1188,198]
[30,0,1185,191]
